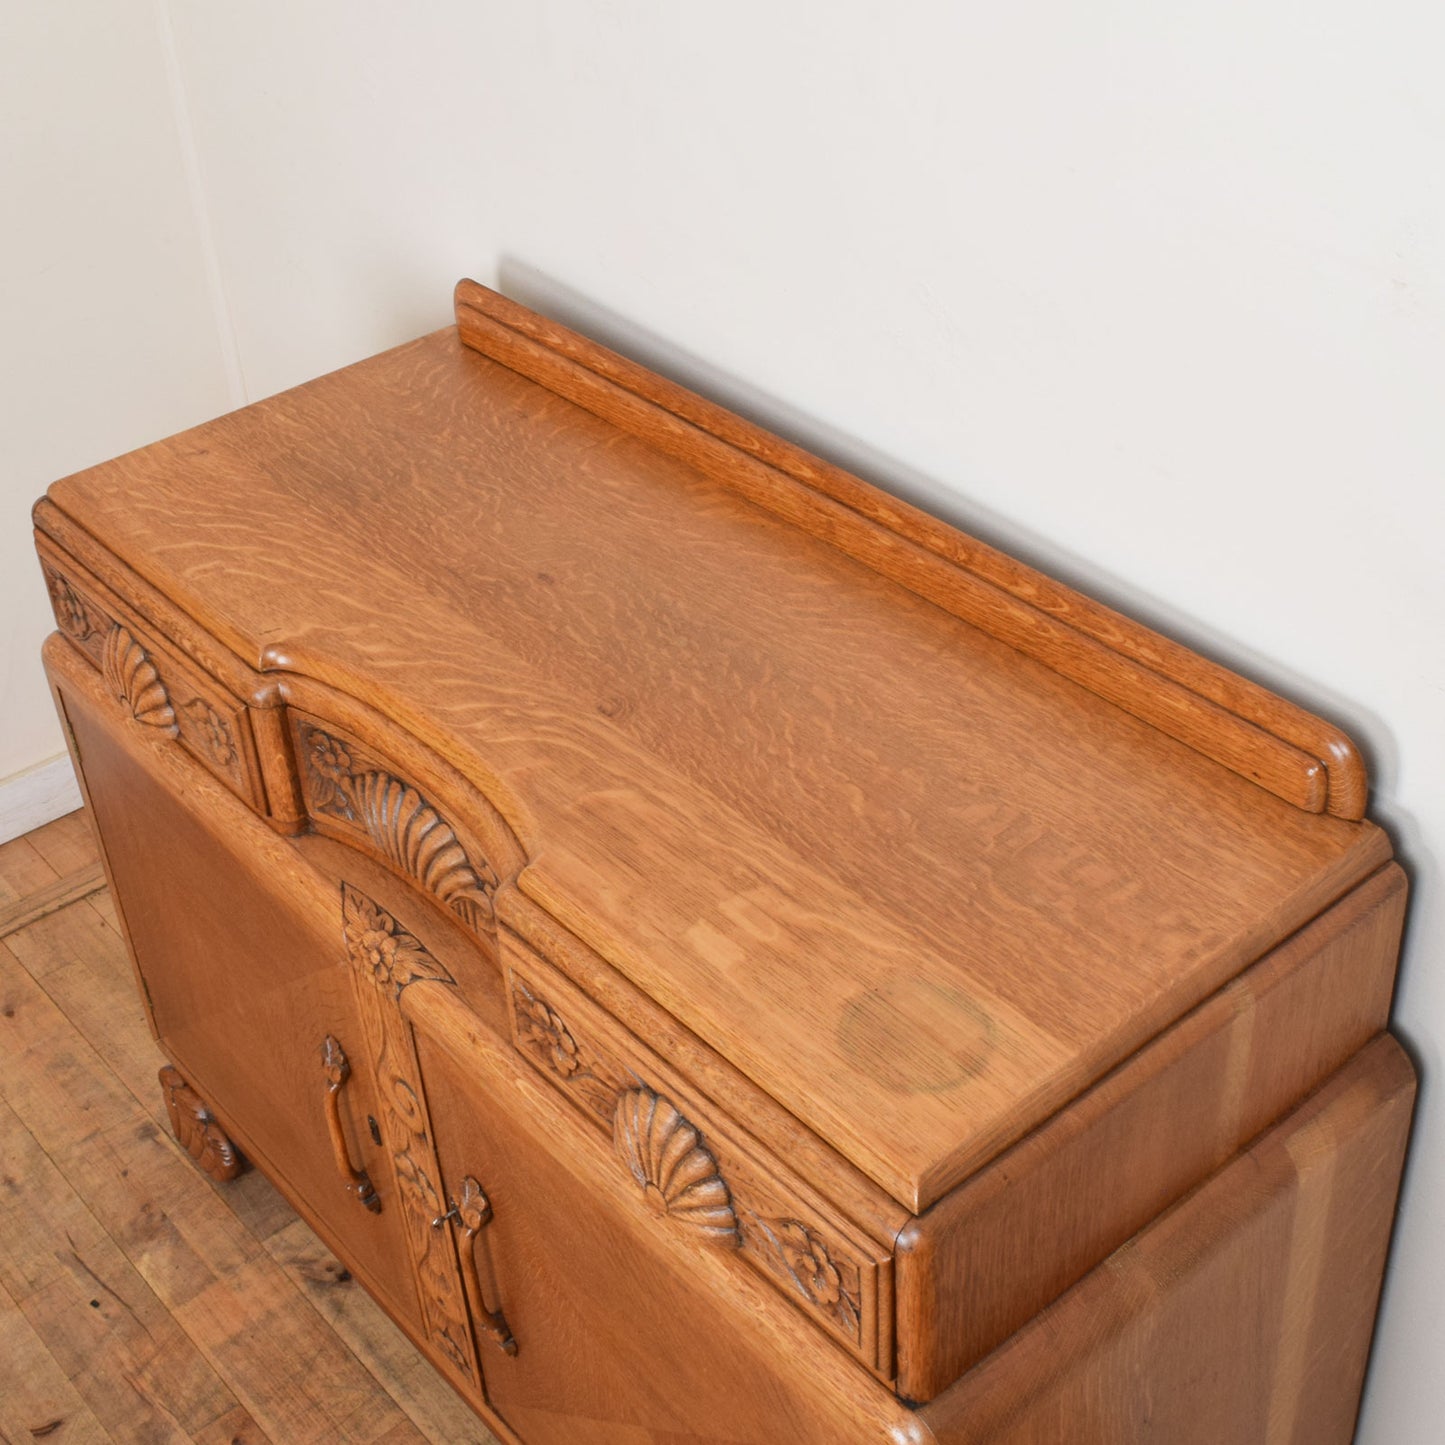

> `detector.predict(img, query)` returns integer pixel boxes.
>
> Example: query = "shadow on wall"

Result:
[495,256,1399,782]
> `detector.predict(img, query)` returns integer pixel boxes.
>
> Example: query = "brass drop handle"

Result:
[444,1174,518,1356]
[321,1035,382,1213]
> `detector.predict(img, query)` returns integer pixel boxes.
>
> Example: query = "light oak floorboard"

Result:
[0,1274,114,1445]
[0,812,500,1445]
[0,833,60,909]
[24,809,101,881]
[0,862,107,941]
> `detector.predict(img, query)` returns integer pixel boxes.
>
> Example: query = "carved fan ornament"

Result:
[103,624,177,734]
[614,1087,738,1244]
[304,724,497,931]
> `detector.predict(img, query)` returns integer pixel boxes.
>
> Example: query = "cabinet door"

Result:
[412,1020,905,1445]
[52,661,421,1327]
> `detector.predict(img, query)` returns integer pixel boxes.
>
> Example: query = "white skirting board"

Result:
[0,754,83,846]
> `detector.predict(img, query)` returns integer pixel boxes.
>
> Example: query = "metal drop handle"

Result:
[442,1174,518,1357]
[321,1035,382,1213]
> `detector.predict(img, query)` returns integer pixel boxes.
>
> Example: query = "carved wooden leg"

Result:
[159,1065,243,1182]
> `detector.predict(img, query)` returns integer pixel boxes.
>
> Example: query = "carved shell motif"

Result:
[349,771,495,930]
[102,625,178,735]
[613,1087,738,1244]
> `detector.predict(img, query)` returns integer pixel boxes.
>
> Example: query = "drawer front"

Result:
[502,930,894,1374]
[286,706,525,950]
[42,555,265,810]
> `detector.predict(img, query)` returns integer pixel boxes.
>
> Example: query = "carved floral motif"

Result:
[342,883,455,998]
[614,1087,738,1244]
[509,976,624,1120]
[181,697,238,769]
[514,986,581,1078]
[387,1078,475,1378]
[301,723,498,931]
[48,571,97,643]
[103,624,178,734]
[307,730,355,806]
[507,966,874,1352]
[755,1217,862,1337]
[339,883,476,1383]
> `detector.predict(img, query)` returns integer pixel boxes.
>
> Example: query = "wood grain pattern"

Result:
[0,859,106,938]
[918,1035,1416,1444]
[409,952,1412,1443]
[44,636,430,1331]
[38,546,268,811]
[30,281,1413,1439]
[409,988,920,1445]
[502,935,894,1372]
[35,521,276,707]
[498,893,909,1245]
[455,279,1366,819]
[895,861,1409,1399]
[37,302,1391,1208]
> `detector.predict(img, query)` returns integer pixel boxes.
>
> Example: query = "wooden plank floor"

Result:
[0,810,500,1445]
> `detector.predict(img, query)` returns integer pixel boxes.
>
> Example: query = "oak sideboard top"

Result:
[35,282,1389,1210]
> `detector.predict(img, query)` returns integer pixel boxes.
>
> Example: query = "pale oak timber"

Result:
[21,806,98,877]
[0,1277,115,1445]
[894,861,1408,1397]
[454,281,1366,819]
[30,282,1413,1437]
[37,316,1390,1210]
[0,830,67,909]
[919,1035,1416,1445]
[47,641,443,1333]
[0,859,106,938]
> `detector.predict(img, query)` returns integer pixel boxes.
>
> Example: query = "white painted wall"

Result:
[6,3,1441,1434]
[0,3,238,800]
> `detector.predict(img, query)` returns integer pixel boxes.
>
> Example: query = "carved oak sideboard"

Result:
[34,281,1412,1444]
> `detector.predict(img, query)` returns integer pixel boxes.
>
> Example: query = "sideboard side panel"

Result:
[896,864,1407,1399]
[919,1034,1415,1445]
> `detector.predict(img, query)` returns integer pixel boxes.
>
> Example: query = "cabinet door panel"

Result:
[55,667,420,1327]
[414,1023,904,1445]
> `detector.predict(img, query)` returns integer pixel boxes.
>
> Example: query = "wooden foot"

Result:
[159,1065,243,1182]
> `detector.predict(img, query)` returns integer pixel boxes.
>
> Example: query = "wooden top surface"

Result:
[39,295,1388,1210]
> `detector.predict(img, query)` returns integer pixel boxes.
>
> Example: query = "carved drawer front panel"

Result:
[289,712,509,943]
[41,557,265,810]
[502,931,895,1375]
